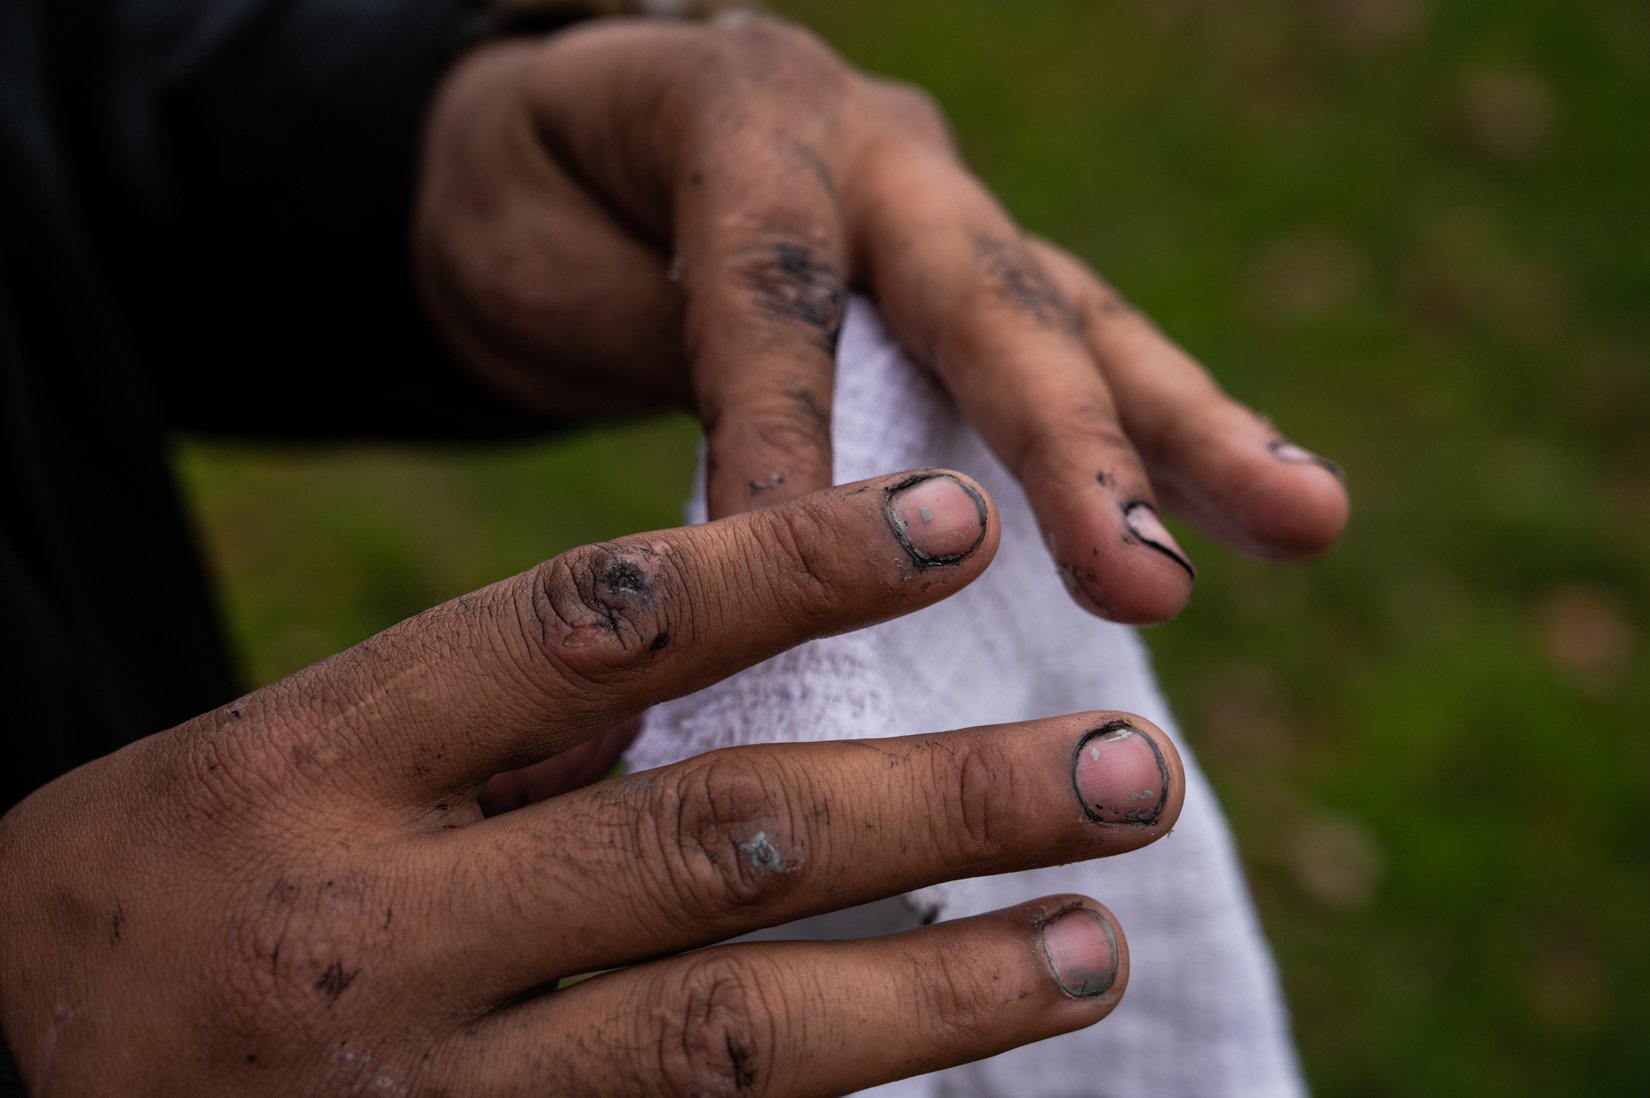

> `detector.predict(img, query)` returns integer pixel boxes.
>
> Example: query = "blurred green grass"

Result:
[175,1,1649,1093]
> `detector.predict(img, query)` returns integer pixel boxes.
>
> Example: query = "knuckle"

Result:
[912,941,1002,1051]
[968,237,1076,330]
[866,77,954,146]
[656,949,785,1097]
[652,752,805,913]
[522,539,684,687]
[718,235,847,354]
[926,738,1012,869]
[745,497,845,624]
[723,16,845,85]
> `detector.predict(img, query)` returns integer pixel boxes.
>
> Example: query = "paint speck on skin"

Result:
[920,506,934,523]
[314,961,359,1003]
[737,831,792,875]
[603,560,648,597]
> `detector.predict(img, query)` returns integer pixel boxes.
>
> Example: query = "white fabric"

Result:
[630,298,1305,1097]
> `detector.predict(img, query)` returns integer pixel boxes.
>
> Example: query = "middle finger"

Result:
[419,711,1181,1003]
[857,149,1198,624]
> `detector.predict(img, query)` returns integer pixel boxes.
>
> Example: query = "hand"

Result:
[0,471,1186,1095]
[415,13,1350,625]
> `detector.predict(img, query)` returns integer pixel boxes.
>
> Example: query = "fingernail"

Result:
[1268,438,1346,483]
[1042,907,1120,998]
[1121,501,1195,580]
[1072,722,1170,825]
[885,473,987,567]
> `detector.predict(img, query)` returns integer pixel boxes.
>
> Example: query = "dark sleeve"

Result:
[0,1030,21,1097]
[43,0,548,441]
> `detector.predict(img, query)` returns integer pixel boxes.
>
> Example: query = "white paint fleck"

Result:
[920,506,934,523]
[737,831,791,874]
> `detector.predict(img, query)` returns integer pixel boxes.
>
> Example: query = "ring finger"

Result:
[435,894,1128,1097]
[857,149,1196,624]
[419,712,1180,1002]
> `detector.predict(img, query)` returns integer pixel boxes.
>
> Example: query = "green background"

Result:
[177,2,1649,1093]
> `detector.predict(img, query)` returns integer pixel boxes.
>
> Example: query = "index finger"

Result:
[669,32,857,517]
[215,470,996,807]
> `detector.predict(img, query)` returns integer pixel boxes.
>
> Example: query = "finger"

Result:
[417,38,688,416]
[229,470,995,805]
[855,150,1195,624]
[425,712,1180,1000]
[1032,239,1351,559]
[477,717,642,816]
[671,70,854,517]
[515,20,854,514]
[437,896,1128,1097]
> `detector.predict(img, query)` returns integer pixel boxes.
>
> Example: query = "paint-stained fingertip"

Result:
[883,469,993,568]
[1029,896,1129,1019]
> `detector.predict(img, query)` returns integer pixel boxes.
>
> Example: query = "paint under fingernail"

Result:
[1121,501,1195,579]
[885,474,987,567]
[1268,438,1346,483]
[1043,907,1120,998]
[1072,722,1171,825]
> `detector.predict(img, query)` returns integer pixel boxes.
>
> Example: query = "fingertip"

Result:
[1068,712,1185,837]
[882,467,998,570]
[1035,897,1129,1018]
[1047,501,1195,625]
[1227,443,1352,559]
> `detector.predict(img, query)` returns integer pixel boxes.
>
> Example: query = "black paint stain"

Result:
[747,473,787,496]
[747,242,846,355]
[602,560,649,598]
[726,1036,757,1090]
[314,961,359,1003]
[110,901,124,944]
[649,631,671,651]
[972,232,1078,333]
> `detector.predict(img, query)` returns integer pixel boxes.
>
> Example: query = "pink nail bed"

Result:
[1073,722,1169,825]
[1043,907,1119,998]
[1121,501,1195,579]
[885,474,986,566]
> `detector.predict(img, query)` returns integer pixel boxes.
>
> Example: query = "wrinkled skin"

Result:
[417,13,1349,625]
[0,472,1189,1096]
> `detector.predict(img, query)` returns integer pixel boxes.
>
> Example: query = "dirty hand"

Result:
[415,13,1350,626]
[0,470,1187,1095]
